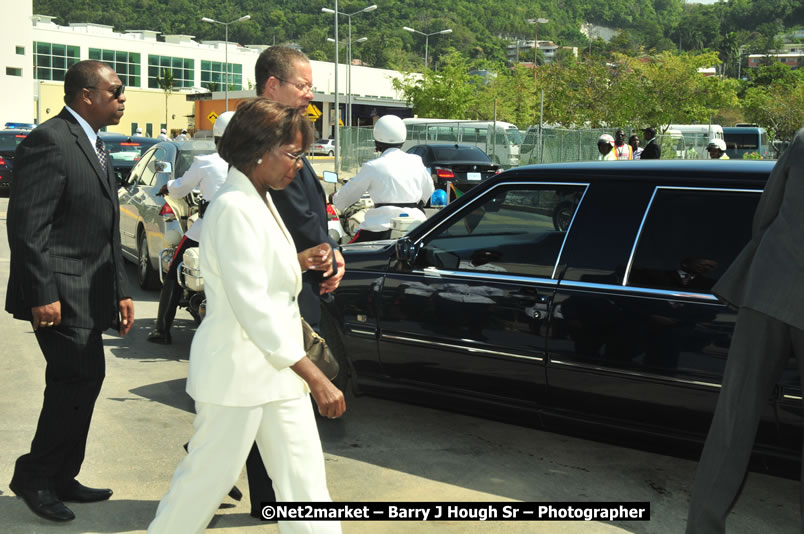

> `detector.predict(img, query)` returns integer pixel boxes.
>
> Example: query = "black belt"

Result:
[374,202,419,209]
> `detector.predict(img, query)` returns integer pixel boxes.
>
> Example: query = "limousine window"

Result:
[627,187,761,292]
[415,184,586,278]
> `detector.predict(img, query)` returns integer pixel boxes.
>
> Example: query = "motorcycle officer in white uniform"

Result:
[332,114,434,243]
[147,112,233,344]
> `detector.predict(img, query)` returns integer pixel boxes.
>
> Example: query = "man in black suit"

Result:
[686,128,804,533]
[641,126,661,159]
[5,60,134,522]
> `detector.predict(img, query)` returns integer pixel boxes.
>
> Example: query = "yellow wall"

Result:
[36,82,196,136]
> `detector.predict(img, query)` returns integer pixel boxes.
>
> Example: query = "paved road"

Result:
[0,196,799,534]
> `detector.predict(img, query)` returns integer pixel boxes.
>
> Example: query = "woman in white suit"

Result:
[148,98,345,534]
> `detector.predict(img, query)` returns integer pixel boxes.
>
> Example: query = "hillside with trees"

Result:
[32,0,803,71]
[32,0,804,139]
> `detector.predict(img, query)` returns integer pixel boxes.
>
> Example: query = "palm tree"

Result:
[156,69,175,132]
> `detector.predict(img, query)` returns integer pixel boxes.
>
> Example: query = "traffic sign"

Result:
[307,104,322,121]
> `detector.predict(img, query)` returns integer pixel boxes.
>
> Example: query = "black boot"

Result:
[147,279,181,344]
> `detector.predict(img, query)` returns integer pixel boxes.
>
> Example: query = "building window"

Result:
[16,46,25,55]
[33,42,80,81]
[6,67,23,77]
[200,60,242,91]
[89,48,141,87]
[147,55,194,89]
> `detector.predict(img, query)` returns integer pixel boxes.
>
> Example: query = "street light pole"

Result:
[329,36,367,129]
[201,14,251,111]
[322,5,376,130]
[403,26,452,69]
[527,18,549,66]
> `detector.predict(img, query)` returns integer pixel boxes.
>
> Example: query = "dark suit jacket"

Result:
[713,127,804,330]
[641,138,661,159]
[269,157,338,323]
[5,108,129,330]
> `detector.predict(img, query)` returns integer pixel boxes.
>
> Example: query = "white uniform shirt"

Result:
[167,152,228,242]
[332,148,434,232]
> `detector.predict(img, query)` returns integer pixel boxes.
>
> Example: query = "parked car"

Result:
[100,132,160,184]
[321,159,801,472]
[407,143,501,197]
[311,138,336,156]
[0,129,30,194]
[118,139,216,289]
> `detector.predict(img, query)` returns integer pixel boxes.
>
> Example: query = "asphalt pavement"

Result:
[0,195,800,534]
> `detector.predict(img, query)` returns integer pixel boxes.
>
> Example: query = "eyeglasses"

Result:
[282,150,305,162]
[276,78,314,95]
[86,85,126,99]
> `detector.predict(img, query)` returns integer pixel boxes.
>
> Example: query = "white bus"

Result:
[667,124,724,159]
[402,118,522,167]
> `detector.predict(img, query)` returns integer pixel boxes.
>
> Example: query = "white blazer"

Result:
[187,167,308,407]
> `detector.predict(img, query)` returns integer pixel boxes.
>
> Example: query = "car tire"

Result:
[328,150,334,156]
[137,231,160,290]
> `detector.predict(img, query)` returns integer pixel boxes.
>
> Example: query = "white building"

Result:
[2,0,409,136]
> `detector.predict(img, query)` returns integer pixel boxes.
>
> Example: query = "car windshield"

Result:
[104,138,159,164]
[315,139,330,145]
[175,140,216,176]
[505,126,523,145]
[0,131,28,151]
[431,146,491,162]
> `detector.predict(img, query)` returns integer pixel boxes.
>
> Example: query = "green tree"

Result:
[156,69,174,130]
[392,50,483,119]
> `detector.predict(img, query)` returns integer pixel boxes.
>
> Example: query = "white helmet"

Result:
[213,111,235,138]
[707,138,726,151]
[373,115,406,145]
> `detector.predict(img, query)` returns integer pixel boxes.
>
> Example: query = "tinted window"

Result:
[431,146,491,162]
[104,138,158,165]
[175,141,216,177]
[416,184,586,278]
[627,188,761,293]
[0,131,28,151]
[724,133,759,149]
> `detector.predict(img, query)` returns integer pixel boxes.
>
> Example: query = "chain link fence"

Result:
[333,125,764,175]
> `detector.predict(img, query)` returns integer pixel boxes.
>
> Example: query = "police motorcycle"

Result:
[157,186,206,324]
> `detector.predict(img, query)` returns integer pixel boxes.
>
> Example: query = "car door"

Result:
[378,181,587,407]
[118,146,156,255]
[546,183,785,446]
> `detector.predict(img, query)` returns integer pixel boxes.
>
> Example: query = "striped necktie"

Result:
[95,136,107,170]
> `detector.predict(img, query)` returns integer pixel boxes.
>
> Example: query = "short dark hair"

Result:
[643,127,657,139]
[218,98,314,176]
[63,60,110,105]
[255,46,309,96]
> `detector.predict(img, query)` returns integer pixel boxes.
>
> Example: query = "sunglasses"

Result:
[86,85,126,99]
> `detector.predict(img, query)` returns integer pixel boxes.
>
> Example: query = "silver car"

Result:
[117,140,216,289]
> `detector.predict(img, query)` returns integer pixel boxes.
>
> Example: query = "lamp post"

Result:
[403,26,452,69]
[328,36,367,129]
[527,18,549,66]
[322,5,376,129]
[200,14,251,111]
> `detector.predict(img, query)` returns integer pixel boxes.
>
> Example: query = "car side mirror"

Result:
[322,170,338,184]
[394,237,420,270]
[154,160,173,174]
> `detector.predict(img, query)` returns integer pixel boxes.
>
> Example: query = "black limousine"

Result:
[321,160,800,472]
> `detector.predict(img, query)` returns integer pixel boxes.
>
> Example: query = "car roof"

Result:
[497,160,774,187]
[410,143,485,151]
[99,132,158,143]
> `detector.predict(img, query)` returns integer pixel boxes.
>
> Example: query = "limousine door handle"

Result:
[525,297,550,320]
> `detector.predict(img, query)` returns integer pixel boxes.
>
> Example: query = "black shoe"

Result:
[56,481,113,503]
[9,482,75,522]
[147,329,172,344]
[228,485,243,501]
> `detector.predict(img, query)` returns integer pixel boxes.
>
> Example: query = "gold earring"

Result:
[257,158,263,165]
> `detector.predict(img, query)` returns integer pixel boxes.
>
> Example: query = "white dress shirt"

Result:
[167,152,228,242]
[332,148,434,232]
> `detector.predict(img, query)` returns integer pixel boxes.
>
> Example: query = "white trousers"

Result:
[148,394,341,534]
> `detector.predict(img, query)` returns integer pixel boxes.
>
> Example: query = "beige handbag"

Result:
[301,319,339,380]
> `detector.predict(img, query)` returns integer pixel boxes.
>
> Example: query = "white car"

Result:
[311,139,336,156]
